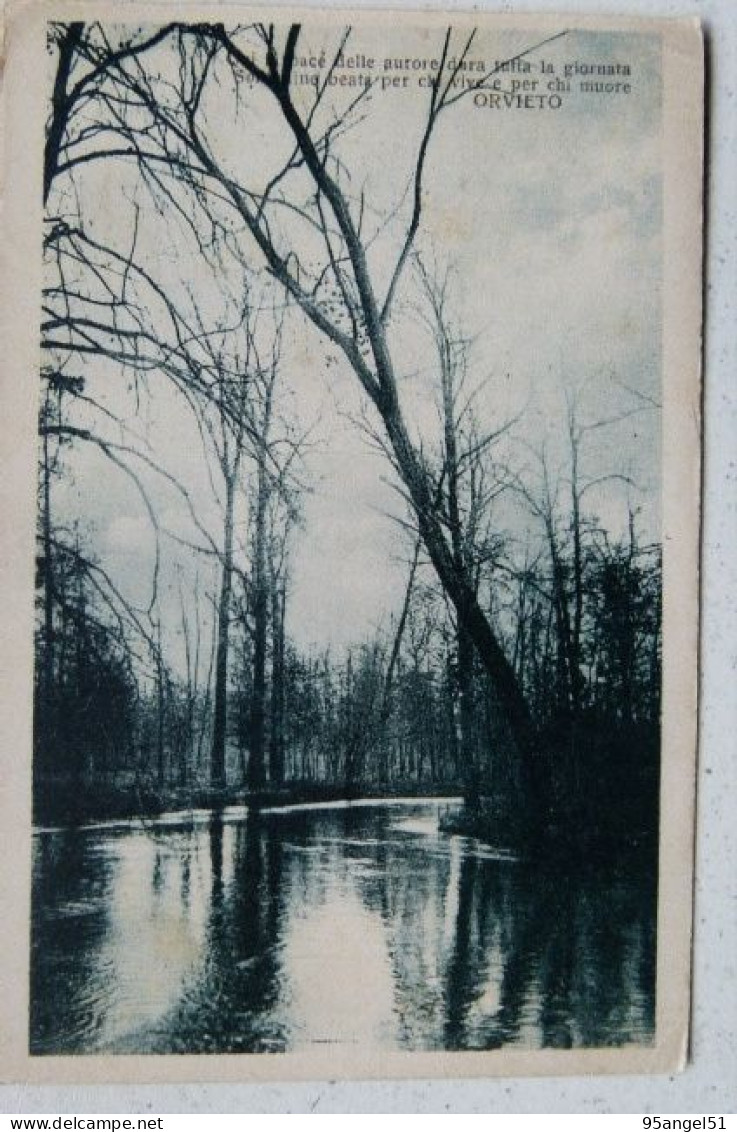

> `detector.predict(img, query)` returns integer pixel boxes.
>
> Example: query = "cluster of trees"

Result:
[31,803,655,1053]
[36,270,303,805]
[275,497,661,824]
[34,20,661,840]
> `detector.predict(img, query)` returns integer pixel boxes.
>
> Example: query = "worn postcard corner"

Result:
[0,3,703,1085]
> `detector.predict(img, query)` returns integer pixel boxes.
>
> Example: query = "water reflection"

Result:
[30,801,655,1054]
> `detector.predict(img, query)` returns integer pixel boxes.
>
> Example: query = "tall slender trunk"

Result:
[38,429,55,781]
[190,61,534,809]
[210,471,236,790]
[457,623,479,807]
[512,575,528,684]
[74,560,88,785]
[382,405,533,781]
[178,599,194,788]
[269,582,286,786]
[328,152,532,758]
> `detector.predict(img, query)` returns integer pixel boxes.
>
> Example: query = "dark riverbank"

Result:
[32,777,465,828]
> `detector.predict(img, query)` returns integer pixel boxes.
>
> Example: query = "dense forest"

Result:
[34,21,662,847]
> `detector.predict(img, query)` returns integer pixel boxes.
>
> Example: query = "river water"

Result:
[30,799,656,1054]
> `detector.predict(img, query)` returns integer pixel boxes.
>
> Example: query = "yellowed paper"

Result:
[0,3,702,1082]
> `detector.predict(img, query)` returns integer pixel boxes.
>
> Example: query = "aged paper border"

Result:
[0,2,703,1084]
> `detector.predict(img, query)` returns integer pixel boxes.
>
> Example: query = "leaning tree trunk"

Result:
[210,472,236,790]
[379,403,539,838]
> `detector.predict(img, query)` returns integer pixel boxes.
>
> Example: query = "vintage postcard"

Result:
[0,4,702,1082]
